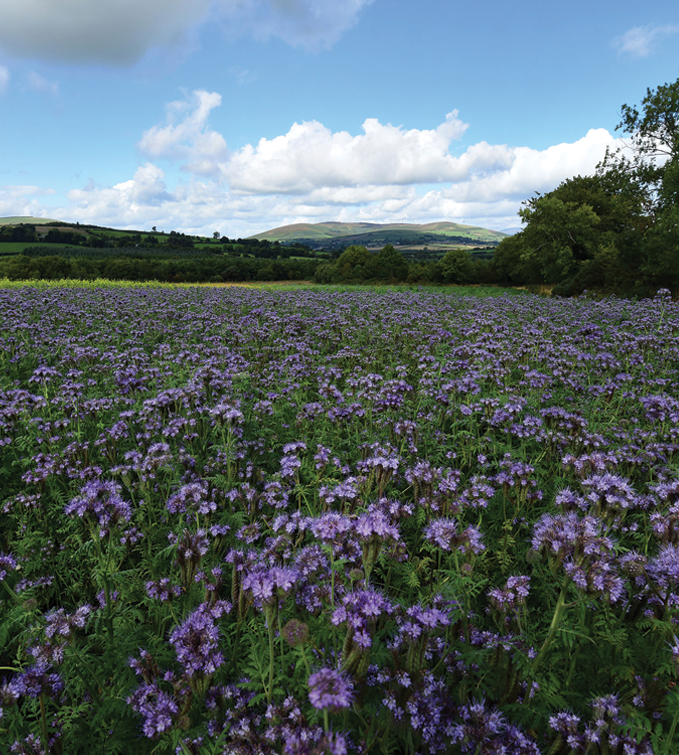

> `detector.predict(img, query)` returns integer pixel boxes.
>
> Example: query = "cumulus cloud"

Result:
[0,0,371,65]
[137,90,229,176]
[15,90,623,237]
[226,112,471,193]
[0,65,9,94]
[68,164,172,212]
[0,184,56,218]
[613,24,679,58]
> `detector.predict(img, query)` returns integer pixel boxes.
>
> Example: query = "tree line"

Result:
[0,225,323,260]
[0,253,320,283]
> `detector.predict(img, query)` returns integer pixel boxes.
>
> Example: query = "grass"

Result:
[0,242,76,255]
[0,216,59,225]
[0,278,536,296]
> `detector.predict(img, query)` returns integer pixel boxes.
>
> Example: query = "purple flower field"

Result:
[1,284,679,754]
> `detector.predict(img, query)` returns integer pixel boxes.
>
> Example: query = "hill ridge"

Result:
[249,220,507,248]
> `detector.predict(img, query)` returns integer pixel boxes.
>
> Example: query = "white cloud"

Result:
[68,164,172,212]
[0,0,372,65]
[212,0,374,51]
[613,24,679,58]
[0,184,56,218]
[137,90,229,176]
[225,112,472,193]
[26,71,59,96]
[0,65,9,94]
[15,91,623,237]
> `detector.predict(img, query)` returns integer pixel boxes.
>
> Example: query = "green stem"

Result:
[330,547,336,607]
[532,576,570,673]
[266,605,276,703]
[564,644,580,690]
[667,700,679,751]
[93,532,115,646]
[299,644,312,677]
[277,611,286,676]
[231,622,241,676]
[1,579,22,604]
[453,551,469,645]
[103,573,114,647]
[39,691,50,755]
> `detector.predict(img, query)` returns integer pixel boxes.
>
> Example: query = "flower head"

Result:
[308,668,354,712]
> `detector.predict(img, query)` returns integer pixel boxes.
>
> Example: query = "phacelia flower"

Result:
[308,668,354,712]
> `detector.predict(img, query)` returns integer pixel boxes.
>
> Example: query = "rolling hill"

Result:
[0,216,61,225]
[249,221,507,250]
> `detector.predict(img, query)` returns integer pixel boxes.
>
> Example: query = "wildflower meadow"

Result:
[1,283,679,755]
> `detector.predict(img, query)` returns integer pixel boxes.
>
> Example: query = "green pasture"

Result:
[0,242,74,255]
[0,277,533,297]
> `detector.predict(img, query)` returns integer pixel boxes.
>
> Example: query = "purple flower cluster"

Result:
[166,480,215,515]
[0,551,18,581]
[175,528,209,586]
[332,589,394,649]
[487,576,530,614]
[64,478,131,537]
[169,601,230,681]
[424,518,485,555]
[531,512,624,601]
[241,565,298,608]
[450,699,540,755]
[126,682,180,739]
[548,694,653,754]
[45,604,92,640]
[146,578,182,602]
[307,668,354,712]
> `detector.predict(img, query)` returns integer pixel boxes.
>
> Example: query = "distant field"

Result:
[0,278,531,297]
[0,242,73,255]
[0,215,59,225]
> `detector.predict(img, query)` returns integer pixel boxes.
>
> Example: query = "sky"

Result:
[0,0,678,238]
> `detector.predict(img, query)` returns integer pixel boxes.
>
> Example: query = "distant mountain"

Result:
[249,221,507,249]
[499,227,523,236]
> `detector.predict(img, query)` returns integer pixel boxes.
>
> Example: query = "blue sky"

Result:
[0,0,678,237]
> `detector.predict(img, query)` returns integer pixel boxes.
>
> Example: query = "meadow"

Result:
[1,281,678,754]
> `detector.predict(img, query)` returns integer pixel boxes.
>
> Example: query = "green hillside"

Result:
[0,216,60,225]
[249,221,507,249]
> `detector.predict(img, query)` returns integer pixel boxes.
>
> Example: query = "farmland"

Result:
[1,283,678,754]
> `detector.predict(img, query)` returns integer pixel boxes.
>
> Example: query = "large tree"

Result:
[494,76,679,296]
[604,77,679,212]
[375,244,408,281]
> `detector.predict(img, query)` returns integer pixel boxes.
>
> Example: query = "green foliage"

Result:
[375,244,409,281]
[439,248,476,284]
[0,252,320,284]
[497,76,679,298]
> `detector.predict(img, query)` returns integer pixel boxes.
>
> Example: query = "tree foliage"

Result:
[494,76,679,297]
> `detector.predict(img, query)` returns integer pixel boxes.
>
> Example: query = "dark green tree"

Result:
[439,248,475,284]
[375,244,409,281]
[335,245,372,281]
[602,77,679,213]
[495,76,679,296]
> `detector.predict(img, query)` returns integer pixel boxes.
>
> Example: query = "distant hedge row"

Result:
[0,254,320,283]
